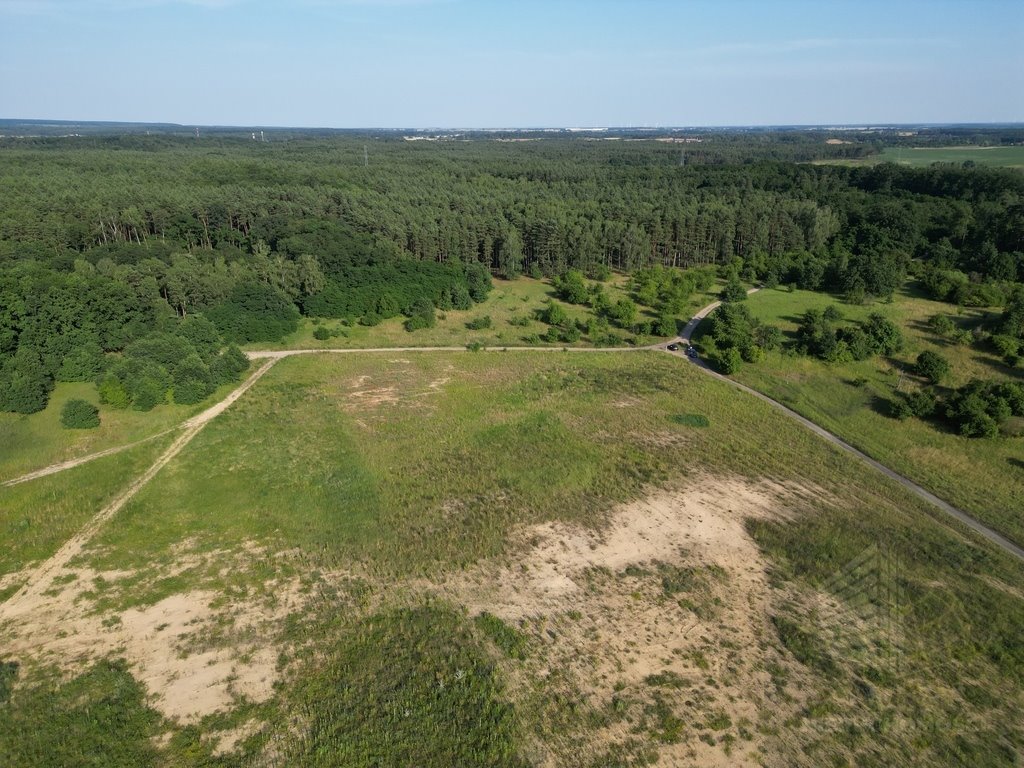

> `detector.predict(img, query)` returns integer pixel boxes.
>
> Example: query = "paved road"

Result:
[672,290,1024,564]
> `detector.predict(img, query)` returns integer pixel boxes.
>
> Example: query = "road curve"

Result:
[675,291,1024,564]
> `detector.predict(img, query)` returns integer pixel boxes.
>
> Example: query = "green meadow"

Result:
[722,285,1024,545]
[2,352,1022,767]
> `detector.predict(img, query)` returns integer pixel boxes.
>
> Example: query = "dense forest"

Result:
[1,129,1022,415]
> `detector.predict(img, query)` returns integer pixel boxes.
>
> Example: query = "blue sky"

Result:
[1,0,1021,127]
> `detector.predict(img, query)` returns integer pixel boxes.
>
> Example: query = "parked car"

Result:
[686,347,698,358]
[667,343,678,351]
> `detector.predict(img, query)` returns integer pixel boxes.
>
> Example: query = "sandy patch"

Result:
[436,477,813,766]
[346,386,400,409]
[0,571,25,593]
[0,552,305,724]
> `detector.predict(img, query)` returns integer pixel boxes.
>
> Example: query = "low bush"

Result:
[60,399,100,429]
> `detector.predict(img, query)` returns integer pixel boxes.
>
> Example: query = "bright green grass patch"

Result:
[0,379,236,484]
[0,434,175,585]
[729,285,1024,544]
[815,145,1024,170]
[285,604,525,768]
[881,146,1024,169]
[0,659,162,768]
[474,612,530,660]
[670,413,709,427]
[750,510,1024,766]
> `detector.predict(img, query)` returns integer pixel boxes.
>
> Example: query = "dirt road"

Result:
[4,295,1020,605]
[675,291,1024,564]
[0,357,280,619]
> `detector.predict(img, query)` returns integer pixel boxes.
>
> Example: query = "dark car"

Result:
[667,343,678,351]
[686,347,698,358]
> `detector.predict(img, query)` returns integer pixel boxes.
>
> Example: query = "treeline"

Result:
[1,135,1022,414]
[1,138,1019,293]
[0,219,492,413]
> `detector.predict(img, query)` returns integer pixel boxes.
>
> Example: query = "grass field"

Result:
[816,145,1024,169]
[2,352,1022,766]
[0,379,240,484]
[246,275,721,352]
[0,435,175,599]
[714,285,1024,546]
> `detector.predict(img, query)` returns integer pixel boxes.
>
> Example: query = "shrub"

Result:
[97,376,131,409]
[403,298,436,332]
[655,314,677,337]
[717,347,743,374]
[465,315,492,331]
[891,390,937,420]
[313,326,331,341]
[720,277,747,303]
[539,300,568,327]
[208,280,300,343]
[211,345,249,385]
[609,298,639,329]
[915,350,951,385]
[863,314,903,355]
[553,270,589,304]
[0,348,53,415]
[823,304,844,323]
[132,379,165,411]
[60,399,100,429]
[944,379,1024,437]
[560,325,582,343]
[928,314,956,337]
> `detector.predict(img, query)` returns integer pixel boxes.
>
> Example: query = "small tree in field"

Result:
[61,399,100,429]
[915,350,951,385]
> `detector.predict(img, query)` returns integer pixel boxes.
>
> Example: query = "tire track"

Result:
[0,357,280,618]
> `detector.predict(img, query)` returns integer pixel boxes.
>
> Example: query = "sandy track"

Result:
[2,428,179,488]
[0,357,280,619]
[4,292,1019,618]
[5,345,644,491]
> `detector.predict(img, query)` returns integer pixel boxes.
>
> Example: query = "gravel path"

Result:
[677,289,1024,563]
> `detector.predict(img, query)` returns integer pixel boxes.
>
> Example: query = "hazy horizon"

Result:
[1,0,1022,128]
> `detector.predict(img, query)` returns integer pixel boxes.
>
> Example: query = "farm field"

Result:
[721,285,1024,545]
[816,145,1024,169]
[1,352,1021,767]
